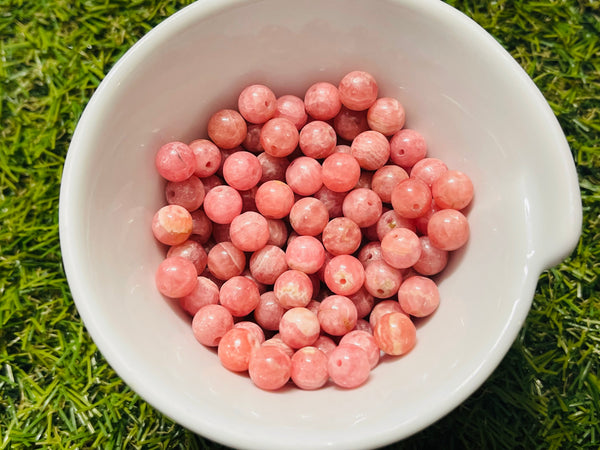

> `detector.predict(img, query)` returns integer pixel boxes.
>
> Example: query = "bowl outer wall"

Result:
[59,0,582,449]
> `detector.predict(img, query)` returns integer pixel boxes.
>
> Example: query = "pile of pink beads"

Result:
[152,70,473,391]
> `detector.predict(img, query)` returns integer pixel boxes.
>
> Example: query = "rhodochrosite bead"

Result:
[155,256,198,298]
[391,178,432,219]
[327,344,370,389]
[254,291,286,331]
[342,188,382,228]
[324,255,365,296]
[351,130,390,171]
[338,70,378,111]
[274,270,313,309]
[381,227,422,269]
[318,295,358,336]
[260,117,299,157]
[155,141,196,182]
[413,236,448,276]
[322,217,362,256]
[222,151,262,191]
[203,185,243,224]
[304,81,342,121]
[192,304,234,346]
[321,152,361,193]
[249,245,288,285]
[367,97,405,136]
[298,121,337,159]
[290,346,329,390]
[165,176,205,212]
[389,129,427,168]
[410,157,448,186]
[285,235,325,274]
[219,275,261,317]
[369,299,405,329]
[152,205,193,246]
[274,94,308,130]
[206,241,246,280]
[218,328,260,372]
[167,239,207,274]
[249,346,292,391]
[279,307,320,348]
[289,197,329,236]
[238,84,277,124]
[339,330,380,369]
[190,139,221,178]
[229,211,269,252]
[333,107,369,141]
[207,109,247,149]
[373,312,416,356]
[180,276,220,316]
[371,165,409,203]
[398,276,440,317]
[431,169,474,210]
[427,208,470,251]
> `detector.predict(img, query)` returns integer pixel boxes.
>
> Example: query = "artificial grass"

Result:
[0,0,598,448]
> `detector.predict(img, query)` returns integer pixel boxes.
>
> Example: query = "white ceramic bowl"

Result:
[59,0,582,448]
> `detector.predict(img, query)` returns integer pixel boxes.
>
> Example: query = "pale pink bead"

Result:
[285,156,323,196]
[155,141,196,182]
[222,151,262,191]
[381,227,422,269]
[364,259,403,299]
[389,129,427,168]
[165,176,205,212]
[369,300,405,329]
[321,152,361,193]
[179,276,220,316]
[291,346,329,390]
[367,97,406,136]
[289,197,329,236]
[322,217,362,256]
[211,223,230,243]
[242,123,263,154]
[238,84,277,124]
[189,139,222,178]
[334,144,352,154]
[313,186,346,218]
[254,291,286,331]
[190,209,213,243]
[260,117,299,158]
[274,270,313,309]
[414,201,442,235]
[313,335,337,358]
[342,188,382,228]
[234,321,266,344]
[323,255,365,297]
[155,256,198,298]
[266,218,289,247]
[318,295,358,336]
[206,241,246,280]
[219,276,261,317]
[257,152,290,182]
[192,304,234,347]
[152,204,193,246]
[200,174,223,192]
[358,241,383,267]
[248,346,292,391]
[333,107,369,141]
[376,209,417,241]
[371,165,409,203]
[338,70,379,111]
[274,94,308,130]
[413,236,449,276]
[228,211,269,252]
[347,287,376,319]
[203,185,243,224]
[254,180,294,219]
[207,109,247,149]
[390,177,432,219]
[431,170,474,210]
[285,235,325,275]
[264,334,295,358]
[350,130,390,171]
[249,245,288,285]
[298,121,337,159]
[167,239,208,274]
[305,299,321,316]
[427,209,470,251]
[328,344,370,389]
[304,81,342,121]
[279,307,320,349]
[410,157,448,186]
[373,311,416,356]
[218,328,260,372]
[398,276,440,318]
[339,330,380,369]
[355,170,373,190]
[354,319,373,334]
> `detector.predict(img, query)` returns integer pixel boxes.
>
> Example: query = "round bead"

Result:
[318,295,358,336]
[179,276,220,316]
[290,347,329,390]
[189,139,221,178]
[274,94,308,130]
[376,209,417,241]
[222,151,262,191]
[381,227,422,269]
[155,141,196,182]
[242,123,263,154]
[323,255,365,297]
[165,176,205,211]
[338,70,378,111]
[364,259,403,299]
[249,245,288,285]
[389,129,427,168]
[254,291,286,331]
[285,156,323,196]
[427,208,470,251]
[285,235,325,275]
[206,241,246,280]
[333,107,369,141]
[298,121,337,159]
[191,304,234,347]
[342,188,382,228]
[207,109,247,149]
[274,270,313,309]
[351,130,390,171]
[218,328,260,372]
[152,204,193,246]
[371,165,409,203]
[167,239,208,274]
[238,84,277,124]
[257,152,289,183]
[155,256,198,298]
[304,81,342,121]
[203,185,243,224]
[339,330,380,369]
[322,217,362,256]
[321,152,361,193]
[369,300,405,329]
[229,211,269,252]
[391,177,432,219]
[289,197,329,236]
[412,236,449,276]
[248,346,292,391]
[260,117,300,158]
[431,169,474,210]
[327,344,370,389]
[279,307,321,349]
[398,276,440,317]
[367,97,406,136]
[219,275,261,317]
[373,312,416,356]
[410,157,448,186]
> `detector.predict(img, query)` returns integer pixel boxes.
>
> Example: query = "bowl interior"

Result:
[59,0,581,448]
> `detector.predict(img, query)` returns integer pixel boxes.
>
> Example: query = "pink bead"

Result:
[285,235,325,275]
[248,346,292,391]
[290,346,329,390]
[313,186,346,218]
[222,151,262,191]
[338,70,379,111]
[238,84,277,124]
[318,295,358,336]
[376,209,417,241]
[274,269,313,309]
[351,130,390,171]
[262,335,295,359]
[190,209,213,243]
[206,241,246,280]
[334,144,352,154]
[219,275,261,317]
[242,123,263,154]
[228,211,269,252]
[381,227,422,269]
[342,188,382,228]
[254,291,286,331]
[304,81,342,121]
[274,95,308,130]
[364,259,403,299]
[289,197,329,236]
[327,344,370,389]
[152,204,193,246]
[192,304,234,347]
[155,141,196,182]
[398,276,440,318]
[348,287,375,319]
[431,169,474,210]
[167,239,208,274]
[358,241,383,267]
[255,180,295,219]
[389,129,427,168]
[203,185,243,224]
[207,109,247,150]
[339,330,380,369]
[260,117,300,158]
[189,139,222,178]
[369,300,405,329]
[427,209,470,251]
[266,218,289,247]
[180,276,220,316]
[410,157,448,186]
[218,328,260,372]
[279,307,321,349]
[321,152,361,193]
[155,256,198,298]
[323,255,365,297]
[165,175,205,212]
[285,156,323,196]
[391,177,432,219]
[234,321,266,344]
[354,319,373,334]
[257,152,290,182]
[367,97,406,136]
[242,268,268,294]
[313,335,337,358]
[371,165,409,203]
[413,236,449,276]
[249,245,288,285]
[373,312,416,356]
[322,217,362,256]
[298,121,337,159]
[333,107,369,141]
